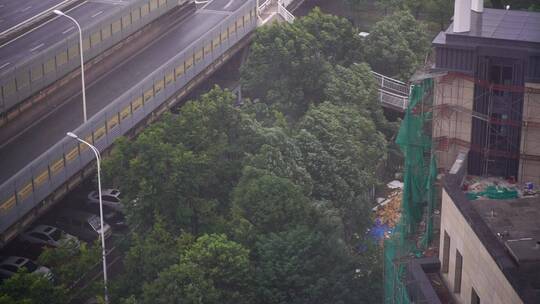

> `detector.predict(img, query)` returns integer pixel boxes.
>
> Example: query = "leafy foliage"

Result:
[364,10,430,80]
[0,271,67,304]
[141,234,252,304]
[98,9,394,304]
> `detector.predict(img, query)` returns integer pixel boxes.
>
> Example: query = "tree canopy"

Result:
[364,9,430,80]
[99,8,391,304]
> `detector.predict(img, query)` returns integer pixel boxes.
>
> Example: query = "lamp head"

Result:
[53,10,65,16]
[66,132,78,139]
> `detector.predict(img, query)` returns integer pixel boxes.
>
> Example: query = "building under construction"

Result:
[384,0,540,303]
[431,1,540,183]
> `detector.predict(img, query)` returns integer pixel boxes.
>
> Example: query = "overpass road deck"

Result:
[0,0,246,184]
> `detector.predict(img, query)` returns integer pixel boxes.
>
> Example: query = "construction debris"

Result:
[462,176,534,200]
[373,189,402,228]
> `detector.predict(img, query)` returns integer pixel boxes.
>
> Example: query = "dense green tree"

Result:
[426,0,454,30]
[241,22,332,118]
[231,167,314,239]
[38,241,100,287]
[241,9,364,118]
[0,271,67,304]
[324,63,394,135]
[364,10,430,80]
[295,102,387,238]
[103,88,254,234]
[253,226,366,304]
[141,234,252,304]
[295,8,364,65]
[112,220,191,301]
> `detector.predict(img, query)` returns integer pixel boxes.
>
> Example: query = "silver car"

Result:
[20,225,80,249]
[0,256,52,280]
[87,189,124,213]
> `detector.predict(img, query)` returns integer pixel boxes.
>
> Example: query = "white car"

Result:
[0,256,52,280]
[20,225,80,249]
[87,189,124,213]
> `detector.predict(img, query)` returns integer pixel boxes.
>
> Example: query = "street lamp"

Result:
[66,132,108,304]
[54,10,87,123]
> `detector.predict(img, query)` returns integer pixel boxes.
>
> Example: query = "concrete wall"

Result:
[439,189,523,304]
[519,82,540,185]
[433,75,474,170]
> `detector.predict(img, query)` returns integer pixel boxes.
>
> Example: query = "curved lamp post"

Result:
[54,10,87,123]
[66,132,108,304]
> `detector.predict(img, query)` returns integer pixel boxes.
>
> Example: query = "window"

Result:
[56,51,68,67]
[31,65,43,81]
[16,72,30,89]
[454,249,463,293]
[2,79,16,97]
[82,37,90,51]
[471,287,480,304]
[44,58,56,74]
[122,14,131,28]
[31,232,49,241]
[442,231,450,273]
[131,8,141,22]
[112,20,121,34]
[103,195,117,202]
[68,44,79,60]
[150,0,158,11]
[102,25,112,40]
[141,4,150,16]
[1,265,18,273]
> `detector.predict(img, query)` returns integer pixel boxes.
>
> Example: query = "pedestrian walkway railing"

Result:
[371,71,411,97]
[370,71,410,111]
[277,0,295,23]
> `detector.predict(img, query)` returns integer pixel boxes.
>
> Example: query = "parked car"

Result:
[0,256,52,280]
[81,204,127,230]
[53,209,112,242]
[87,189,124,213]
[20,225,80,249]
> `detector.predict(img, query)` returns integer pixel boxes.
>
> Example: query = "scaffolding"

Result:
[430,72,540,183]
[384,78,437,304]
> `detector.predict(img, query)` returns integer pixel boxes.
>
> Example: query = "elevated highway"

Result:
[0,0,258,245]
[0,0,405,245]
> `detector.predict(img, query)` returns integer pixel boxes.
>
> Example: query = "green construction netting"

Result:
[384,78,436,304]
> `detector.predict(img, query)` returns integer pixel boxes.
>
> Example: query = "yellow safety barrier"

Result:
[17,182,33,201]
[65,146,79,163]
[50,158,65,176]
[185,57,193,70]
[108,115,119,130]
[121,105,131,120]
[195,49,203,63]
[33,170,49,188]
[94,125,106,141]
[155,79,164,94]
[0,196,16,214]
[143,88,153,102]
[165,72,174,86]
[133,96,144,112]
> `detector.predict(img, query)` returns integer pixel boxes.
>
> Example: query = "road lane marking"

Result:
[62,26,74,34]
[0,1,88,49]
[224,0,234,9]
[21,6,33,12]
[91,10,103,18]
[29,43,45,52]
[0,62,10,70]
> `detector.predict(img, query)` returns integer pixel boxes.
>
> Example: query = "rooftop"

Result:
[445,165,540,303]
[433,8,540,47]
[450,8,540,43]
